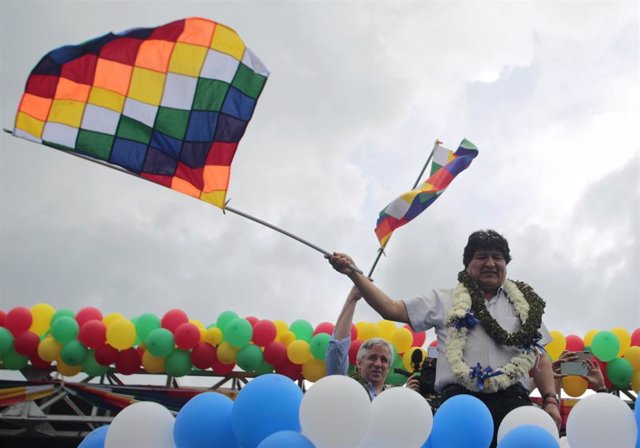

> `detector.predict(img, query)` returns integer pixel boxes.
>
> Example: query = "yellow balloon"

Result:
[287,340,311,365]
[273,320,289,339]
[611,327,631,357]
[103,312,125,326]
[378,320,398,341]
[584,329,599,347]
[631,369,640,393]
[623,346,640,370]
[357,322,382,341]
[30,303,56,336]
[56,359,83,376]
[204,327,223,346]
[142,350,165,374]
[217,341,238,364]
[106,319,136,350]
[279,330,296,347]
[562,376,588,397]
[302,358,326,382]
[544,330,566,360]
[391,328,413,354]
[402,347,427,372]
[38,337,62,362]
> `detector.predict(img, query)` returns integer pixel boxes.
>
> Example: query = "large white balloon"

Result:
[358,387,433,448]
[299,375,371,447]
[105,401,175,448]
[566,393,637,448]
[497,405,559,444]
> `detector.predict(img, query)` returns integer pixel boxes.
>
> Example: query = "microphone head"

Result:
[410,348,424,365]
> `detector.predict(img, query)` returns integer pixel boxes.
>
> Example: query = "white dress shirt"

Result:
[403,286,552,393]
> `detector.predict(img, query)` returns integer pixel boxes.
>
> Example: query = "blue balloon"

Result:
[231,373,303,448]
[174,392,237,448]
[78,425,109,448]
[257,431,314,448]
[430,394,493,448]
[498,425,559,448]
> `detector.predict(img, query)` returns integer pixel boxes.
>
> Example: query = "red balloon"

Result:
[0,310,6,327]
[263,341,287,367]
[275,359,302,380]
[174,322,200,350]
[191,342,216,370]
[349,339,364,365]
[429,340,438,347]
[78,320,107,349]
[245,316,258,327]
[402,324,427,347]
[565,334,585,352]
[252,320,277,347]
[313,322,335,336]
[14,331,40,357]
[30,353,52,369]
[75,307,103,328]
[5,307,33,336]
[161,309,189,333]
[631,328,640,347]
[94,344,119,366]
[116,348,141,375]
[211,358,235,375]
[350,323,357,341]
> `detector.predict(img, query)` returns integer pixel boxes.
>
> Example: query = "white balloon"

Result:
[566,393,637,448]
[300,375,371,448]
[105,401,175,448]
[497,405,559,444]
[358,387,433,448]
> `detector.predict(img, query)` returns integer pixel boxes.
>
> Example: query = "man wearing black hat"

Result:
[327,229,561,447]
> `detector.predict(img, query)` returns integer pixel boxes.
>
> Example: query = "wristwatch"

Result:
[542,393,560,405]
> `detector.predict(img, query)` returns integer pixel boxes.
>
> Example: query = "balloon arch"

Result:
[1,305,639,448]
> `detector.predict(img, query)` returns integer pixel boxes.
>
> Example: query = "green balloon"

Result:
[83,351,108,377]
[289,319,313,342]
[135,313,161,341]
[61,340,89,365]
[236,344,264,371]
[1,348,29,370]
[310,333,331,360]
[165,349,192,377]
[145,328,175,357]
[51,309,75,324]
[0,327,14,356]
[217,311,239,332]
[255,359,274,376]
[223,318,253,348]
[606,357,633,389]
[591,331,620,362]
[51,316,79,344]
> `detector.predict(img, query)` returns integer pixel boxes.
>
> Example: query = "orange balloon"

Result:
[562,376,588,397]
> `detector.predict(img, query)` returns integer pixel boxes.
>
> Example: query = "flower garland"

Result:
[445,270,546,393]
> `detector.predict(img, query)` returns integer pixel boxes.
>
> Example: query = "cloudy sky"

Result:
[1,0,638,347]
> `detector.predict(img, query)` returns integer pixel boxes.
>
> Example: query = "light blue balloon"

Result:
[430,394,493,448]
[174,392,237,448]
[78,425,109,448]
[231,374,303,448]
[257,430,314,448]
[497,425,559,448]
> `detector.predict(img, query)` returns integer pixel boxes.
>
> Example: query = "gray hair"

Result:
[356,338,394,365]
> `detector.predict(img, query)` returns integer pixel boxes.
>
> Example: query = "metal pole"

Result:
[367,139,442,277]
[224,205,363,274]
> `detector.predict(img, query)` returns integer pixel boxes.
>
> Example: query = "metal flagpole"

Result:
[224,205,363,274]
[366,139,442,278]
